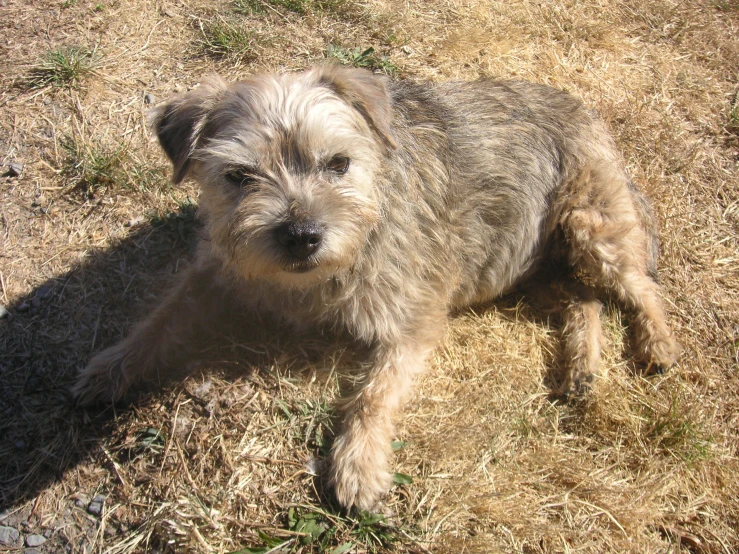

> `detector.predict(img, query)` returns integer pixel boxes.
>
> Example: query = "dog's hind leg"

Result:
[558,162,680,374]
[557,281,604,396]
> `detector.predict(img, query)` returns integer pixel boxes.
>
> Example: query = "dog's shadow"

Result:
[0,203,376,514]
[0,207,232,510]
[0,203,590,514]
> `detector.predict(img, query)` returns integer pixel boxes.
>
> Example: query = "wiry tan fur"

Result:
[72,66,680,511]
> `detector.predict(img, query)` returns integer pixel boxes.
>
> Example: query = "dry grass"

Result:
[1,0,738,552]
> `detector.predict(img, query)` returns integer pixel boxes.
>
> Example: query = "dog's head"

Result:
[152,66,397,287]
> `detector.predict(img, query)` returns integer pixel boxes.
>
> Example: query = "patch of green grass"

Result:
[728,102,739,135]
[236,508,403,553]
[325,45,398,75]
[60,135,170,198]
[60,136,129,196]
[28,46,99,89]
[647,398,711,463]
[233,0,268,14]
[199,19,256,59]
[234,0,349,16]
[272,396,335,455]
[268,0,310,14]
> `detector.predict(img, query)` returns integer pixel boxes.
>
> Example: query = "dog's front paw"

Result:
[556,369,595,400]
[71,342,134,406]
[329,433,393,511]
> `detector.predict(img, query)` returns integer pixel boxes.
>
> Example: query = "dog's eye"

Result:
[325,155,350,175]
[225,169,257,187]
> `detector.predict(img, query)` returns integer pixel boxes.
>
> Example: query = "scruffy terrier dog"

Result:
[73,65,680,511]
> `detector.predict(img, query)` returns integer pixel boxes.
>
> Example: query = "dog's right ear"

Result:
[315,65,398,152]
[150,76,228,184]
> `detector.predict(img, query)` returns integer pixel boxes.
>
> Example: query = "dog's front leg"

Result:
[72,249,232,405]
[329,323,442,511]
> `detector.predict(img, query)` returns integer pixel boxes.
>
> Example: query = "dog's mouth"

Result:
[283,257,321,273]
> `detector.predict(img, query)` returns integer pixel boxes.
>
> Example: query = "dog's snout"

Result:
[276,221,323,259]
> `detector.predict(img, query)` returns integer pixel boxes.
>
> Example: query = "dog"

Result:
[72,65,680,511]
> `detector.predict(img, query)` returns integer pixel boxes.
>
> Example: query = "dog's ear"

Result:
[316,65,398,151]
[150,76,228,184]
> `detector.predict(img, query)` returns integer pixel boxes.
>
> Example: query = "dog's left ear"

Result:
[150,76,228,184]
[316,65,398,151]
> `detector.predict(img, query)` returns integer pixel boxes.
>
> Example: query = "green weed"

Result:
[199,19,256,59]
[28,46,99,89]
[60,136,129,196]
[325,45,398,75]
[233,0,268,14]
[235,508,402,553]
[647,398,711,463]
[234,0,349,16]
[60,135,170,197]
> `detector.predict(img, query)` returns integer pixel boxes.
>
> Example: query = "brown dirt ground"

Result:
[1,0,738,552]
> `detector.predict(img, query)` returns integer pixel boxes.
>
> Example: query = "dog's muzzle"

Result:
[275,220,324,262]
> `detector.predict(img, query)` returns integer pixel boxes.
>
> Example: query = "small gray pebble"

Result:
[7,162,23,177]
[144,93,156,105]
[87,496,104,517]
[16,302,30,313]
[0,525,20,546]
[31,298,41,308]
[0,305,8,319]
[26,535,46,547]
[0,510,7,521]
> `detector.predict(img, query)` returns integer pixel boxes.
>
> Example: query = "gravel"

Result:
[0,526,20,546]
[6,162,23,177]
[25,534,47,547]
[87,495,105,517]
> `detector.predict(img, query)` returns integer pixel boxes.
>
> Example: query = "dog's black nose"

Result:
[275,221,323,259]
